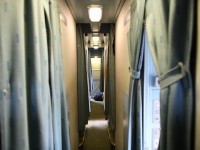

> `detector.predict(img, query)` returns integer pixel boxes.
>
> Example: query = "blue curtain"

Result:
[0,0,70,149]
[145,0,195,149]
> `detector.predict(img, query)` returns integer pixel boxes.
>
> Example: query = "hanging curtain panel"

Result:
[104,24,116,130]
[26,0,54,149]
[100,50,104,92]
[49,0,71,149]
[0,0,70,149]
[104,39,109,119]
[77,25,89,131]
[0,1,29,149]
[85,47,91,112]
[88,50,94,92]
[145,0,194,149]
[127,0,146,149]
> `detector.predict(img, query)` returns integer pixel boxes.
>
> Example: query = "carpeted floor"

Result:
[79,99,114,150]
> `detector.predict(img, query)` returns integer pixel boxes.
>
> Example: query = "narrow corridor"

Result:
[79,99,114,150]
[0,0,199,150]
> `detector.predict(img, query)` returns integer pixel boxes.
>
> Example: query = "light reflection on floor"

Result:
[81,100,112,150]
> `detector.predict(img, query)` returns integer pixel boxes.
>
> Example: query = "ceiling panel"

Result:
[64,0,125,23]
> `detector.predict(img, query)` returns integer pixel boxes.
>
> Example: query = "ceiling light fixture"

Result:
[93,45,99,49]
[88,5,103,22]
[92,36,100,42]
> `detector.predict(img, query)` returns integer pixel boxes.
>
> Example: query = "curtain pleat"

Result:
[49,1,62,149]
[0,0,70,149]
[26,0,54,149]
[127,0,146,149]
[0,1,29,149]
[77,25,89,131]
[104,40,109,119]
[100,50,104,92]
[88,49,94,92]
[104,24,116,130]
[145,0,194,149]
[49,0,70,149]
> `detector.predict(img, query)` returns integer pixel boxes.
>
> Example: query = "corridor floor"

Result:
[79,99,114,150]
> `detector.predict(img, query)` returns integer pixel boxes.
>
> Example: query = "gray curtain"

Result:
[77,25,89,131]
[127,0,146,149]
[145,0,194,149]
[88,50,94,92]
[0,0,70,149]
[49,1,71,149]
[105,24,116,130]
[100,50,104,92]
[0,1,30,149]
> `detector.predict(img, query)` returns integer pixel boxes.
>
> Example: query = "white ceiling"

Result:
[64,0,126,23]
